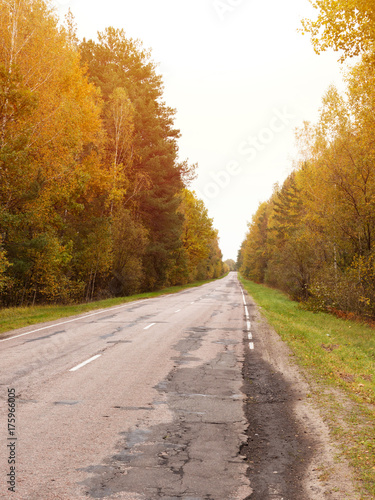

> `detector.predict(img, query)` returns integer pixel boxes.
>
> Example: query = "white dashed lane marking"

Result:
[0,302,135,344]
[69,355,101,372]
[144,323,156,330]
[241,288,254,351]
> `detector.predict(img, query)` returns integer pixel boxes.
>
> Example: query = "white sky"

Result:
[54,0,346,260]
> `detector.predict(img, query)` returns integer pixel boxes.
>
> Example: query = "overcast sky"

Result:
[55,0,346,260]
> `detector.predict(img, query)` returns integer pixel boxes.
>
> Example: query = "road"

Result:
[0,272,251,499]
[0,272,358,500]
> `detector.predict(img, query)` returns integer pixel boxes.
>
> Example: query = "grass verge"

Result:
[240,276,375,499]
[0,277,223,336]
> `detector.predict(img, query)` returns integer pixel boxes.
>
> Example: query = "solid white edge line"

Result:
[69,354,101,372]
[144,323,156,330]
[2,280,219,344]
[0,302,136,344]
[249,342,254,350]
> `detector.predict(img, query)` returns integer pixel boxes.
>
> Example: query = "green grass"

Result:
[240,276,375,499]
[0,277,222,336]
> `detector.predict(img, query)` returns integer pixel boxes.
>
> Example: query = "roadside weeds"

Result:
[0,276,225,336]
[240,276,375,499]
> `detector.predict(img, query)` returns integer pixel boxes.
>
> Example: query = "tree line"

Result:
[239,0,375,318]
[0,0,225,306]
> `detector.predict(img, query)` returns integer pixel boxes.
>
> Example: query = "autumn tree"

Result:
[302,0,375,59]
[240,202,271,283]
[105,87,135,213]
[110,208,148,295]
[205,233,225,279]
[238,0,375,314]
[0,5,224,305]
[180,190,216,276]
[224,259,236,271]
[239,55,375,315]
[80,28,190,290]
[0,0,104,305]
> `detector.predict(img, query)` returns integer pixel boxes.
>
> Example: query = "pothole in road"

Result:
[172,326,211,357]
[81,345,249,499]
[212,339,239,345]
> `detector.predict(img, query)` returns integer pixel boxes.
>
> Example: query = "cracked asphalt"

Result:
[0,272,356,499]
[0,273,250,499]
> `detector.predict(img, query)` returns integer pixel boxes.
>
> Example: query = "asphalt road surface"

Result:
[0,273,251,499]
[0,272,357,500]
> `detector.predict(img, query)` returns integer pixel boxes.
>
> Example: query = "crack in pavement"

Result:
[81,323,250,499]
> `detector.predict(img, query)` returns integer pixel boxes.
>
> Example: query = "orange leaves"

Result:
[0,0,104,211]
[0,1,106,304]
[0,3,223,304]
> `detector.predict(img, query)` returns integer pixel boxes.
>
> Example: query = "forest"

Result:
[0,0,226,306]
[238,0,375,319]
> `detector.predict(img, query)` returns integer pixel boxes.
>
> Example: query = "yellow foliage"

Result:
[301,0,375,60]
